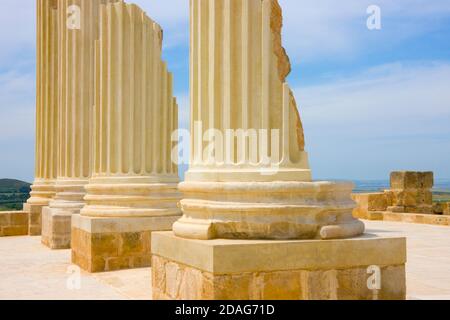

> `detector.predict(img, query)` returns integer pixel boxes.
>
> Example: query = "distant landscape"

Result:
[0,179,30,211]
[0,178,448,212]
[352,179,450,203]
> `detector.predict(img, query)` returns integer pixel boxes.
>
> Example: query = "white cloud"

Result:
[295,61,450,179]
[280,0,450,63]
[297,61,450,136]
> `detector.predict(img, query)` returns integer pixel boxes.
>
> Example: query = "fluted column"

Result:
[173,0,365,240]
[80,2,180,218]
[27,0,59,211]
[48,0,118,214]
[24,0,59,235]
[72,2,180,272]
[152,0,405,301]
[187,0,311,182]
[41,0,119,249]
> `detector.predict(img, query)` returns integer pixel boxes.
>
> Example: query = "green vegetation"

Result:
[433,192,450,203]
[0,179,31,211]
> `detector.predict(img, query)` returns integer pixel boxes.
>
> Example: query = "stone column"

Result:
[23,0,59,236]
[71,2,181,273]
[41,0,118,249]
[173,0,363,240]
[152,0,406,300]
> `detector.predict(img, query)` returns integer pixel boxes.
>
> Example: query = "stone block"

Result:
[0,212,11,226]
[390,171,433,190]
[2,226,28,237]
[152,232,407,300]
[433,203,444,215]
[10,212,29,226]
[41,207,73,249]
[25,204,47,236]
[0,211,29,237]
[383,212,450,226]
[71,215,178,273]
[352,193,391,212]
[444,203,450,216]
[390,190,433,207]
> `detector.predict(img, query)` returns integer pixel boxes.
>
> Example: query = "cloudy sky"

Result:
[0,0,449,182]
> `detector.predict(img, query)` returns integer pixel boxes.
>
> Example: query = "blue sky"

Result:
[0,0,449,183]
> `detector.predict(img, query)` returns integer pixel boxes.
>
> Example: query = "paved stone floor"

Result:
[0,220,449,300]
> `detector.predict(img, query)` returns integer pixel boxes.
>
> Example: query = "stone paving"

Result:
[0,220,449,300]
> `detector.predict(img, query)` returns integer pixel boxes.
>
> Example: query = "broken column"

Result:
[387,171,434,214]
[71,2,181,272]
[23,0,59,236]
[152,0,406,300]
[41,0,119,249]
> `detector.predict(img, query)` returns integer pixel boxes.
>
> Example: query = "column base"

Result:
[0,211,28,237]
[152,232,407,300]
[23,203,48,235]
[71,214,180,273]
[41,207,73,249]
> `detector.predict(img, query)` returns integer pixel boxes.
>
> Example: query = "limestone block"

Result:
[352,193,391,212]
[444,203,450,216]
[41,207,72,249]
[71,215,178,272]
[383,212,450,226]
[23,203,48,235]
[0,211,29,237]
[152,232,407,300]
[390,171,434,190]
[433,202,444,215]
[390,190,433,207]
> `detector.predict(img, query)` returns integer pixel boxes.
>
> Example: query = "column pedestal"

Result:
[23,203,48,236]
[41,209,74,249]
[152,232,406,300]
[41,179,87,249]
[72,214,180,273]
[24,179,57,235]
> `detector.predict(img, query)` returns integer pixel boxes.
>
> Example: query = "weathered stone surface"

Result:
[443,203,450,216]
[41,208,72,249]
[72,214,178,273]
[352,193,391,220]
[390,171,434,190]
[152,231,406,300]
[433,202,444,215]
[152,255,406,301]
[0,211,29,237]
[72,227,151,273]
[383,212,450,226]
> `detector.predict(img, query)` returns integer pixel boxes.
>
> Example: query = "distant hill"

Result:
[0,179,31,211]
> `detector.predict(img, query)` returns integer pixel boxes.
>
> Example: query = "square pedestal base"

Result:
[23,203,48,235]
[0,211,28,237]
[71,215,180,273]
[41,207,73,249]
[152,232,407,300]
